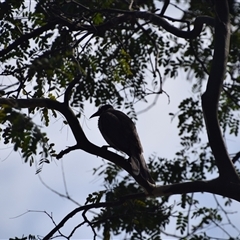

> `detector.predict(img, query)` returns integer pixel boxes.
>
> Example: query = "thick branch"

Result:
[43,177,240,239]
[57,9,214,39]
[0,8,213,60]
[0,98,154,193]
[134,13,214,39]
[152,178,240,202]
[201,1,239,182]
[0,98,89,144]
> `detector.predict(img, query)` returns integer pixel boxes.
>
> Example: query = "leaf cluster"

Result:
[92,162,171,239]
[0,107,55,166]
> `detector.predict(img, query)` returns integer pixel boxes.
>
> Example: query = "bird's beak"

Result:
[90,110,99,119]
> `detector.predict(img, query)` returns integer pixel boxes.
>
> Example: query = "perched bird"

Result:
[90,104,155,185]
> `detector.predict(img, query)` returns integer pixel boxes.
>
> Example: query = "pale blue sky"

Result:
[1,74,240,239]
[1,1,240,239]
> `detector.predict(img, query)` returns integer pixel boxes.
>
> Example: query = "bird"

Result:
[90,104,155,185]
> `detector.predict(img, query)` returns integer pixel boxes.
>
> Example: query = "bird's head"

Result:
[90,104,113,118]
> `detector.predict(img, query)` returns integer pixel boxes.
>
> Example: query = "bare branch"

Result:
[56,145,79,159]
[0,97,154,193]
[55,7,214,39]
[38,174,81,207]
[133,13,214,39]
[42,192,144,239]
[40,176,240,239]
[160,0,170,16]
[82,209,97,239]
[152,178,240,202]
[64,74,82,105]
[232,151,240,163]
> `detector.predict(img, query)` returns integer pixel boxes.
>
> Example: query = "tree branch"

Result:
[232,151,240,163]
[0,22,56,58]
[0,97,155,193]
[55,8,214,39]
[134,13,213,39]
[63,74,82,105]
[201,0,240,182]
[160,0,170,16]
[43,176,240,239]
[42,192,144,240]
[152,178,240,202]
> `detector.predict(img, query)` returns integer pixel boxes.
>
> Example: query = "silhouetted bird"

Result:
[90,104,155,185]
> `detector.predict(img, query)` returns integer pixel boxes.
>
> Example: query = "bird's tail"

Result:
[130,156,140,176]
[130,154,155,185]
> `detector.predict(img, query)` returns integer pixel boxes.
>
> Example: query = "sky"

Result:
[1,1,240,240]
[0,75,192,239]
[1,72,240,239]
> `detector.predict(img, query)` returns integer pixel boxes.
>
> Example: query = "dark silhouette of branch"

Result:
[42,192,144,240]
[38,174,81,207]
[63,74,82,105]
[232,151,240,163]
[212,194,240,235]
[0,97,155,193]
[68,221,86,239]
[136,13,213,39]
[0,22,56,58]
[152,178,240,202]
[0,5,214,60]
[160,0,170,16]
[82,209,97,239]
[41,177,240,239]
[201,0,240,182]
[56,145,79,159]
[53,7,214,39]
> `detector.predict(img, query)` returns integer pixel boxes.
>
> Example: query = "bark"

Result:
[201,0,240,182]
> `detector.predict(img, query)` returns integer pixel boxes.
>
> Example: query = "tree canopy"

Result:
[1,0,240,239]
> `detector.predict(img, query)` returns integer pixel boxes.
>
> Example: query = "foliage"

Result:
[1,0,240,239]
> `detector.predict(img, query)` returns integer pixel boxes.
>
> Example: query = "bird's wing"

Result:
[113,109,143,154]
[98,109,143,156]
[99,108,155,184]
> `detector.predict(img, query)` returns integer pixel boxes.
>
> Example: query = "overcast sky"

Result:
[0,75,190,239]
[1,73,240,239]
[1,1,240,239]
